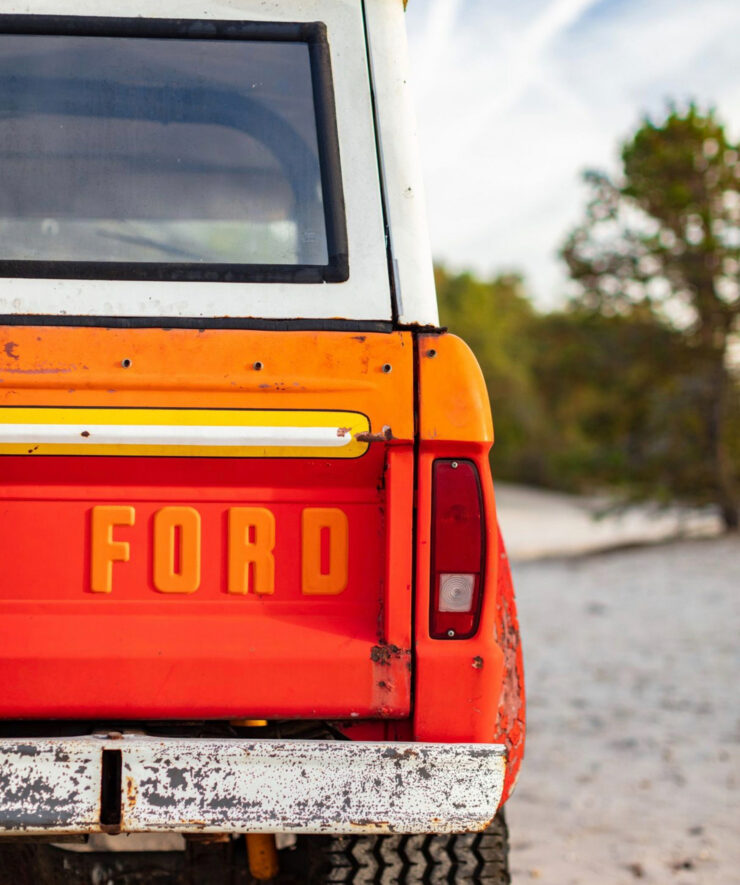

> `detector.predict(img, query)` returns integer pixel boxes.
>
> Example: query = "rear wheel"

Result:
[293,810,510,884]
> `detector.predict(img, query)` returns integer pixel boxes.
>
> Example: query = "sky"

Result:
[405,0,740,308]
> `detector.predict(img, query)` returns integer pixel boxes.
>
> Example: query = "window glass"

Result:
[0,34,329,267]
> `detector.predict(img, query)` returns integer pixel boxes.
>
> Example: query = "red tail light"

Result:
[430,459,485,640]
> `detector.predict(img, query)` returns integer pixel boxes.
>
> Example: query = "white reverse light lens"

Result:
[438,573,475,612]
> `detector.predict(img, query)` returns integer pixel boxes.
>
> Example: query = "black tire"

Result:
[295,810,510,884]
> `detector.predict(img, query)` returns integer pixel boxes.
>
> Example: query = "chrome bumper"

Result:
[0,736,506,835]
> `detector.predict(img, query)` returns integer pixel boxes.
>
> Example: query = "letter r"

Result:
[228,507,275,595]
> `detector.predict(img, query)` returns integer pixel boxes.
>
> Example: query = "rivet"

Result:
[447,629,456,638]
[426,349,437,358]
[451,461,459,469]
[253,361,264,371]
[121,358,132,369]
[381,363,392,374]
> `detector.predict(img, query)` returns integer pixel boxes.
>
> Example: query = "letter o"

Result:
[153,506,201,594]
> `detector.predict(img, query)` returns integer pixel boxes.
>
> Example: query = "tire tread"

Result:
[302,811,510,884]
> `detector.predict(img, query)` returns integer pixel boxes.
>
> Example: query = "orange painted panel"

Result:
[417,333,493,443]
[414,333,525,803]
[0,327,414,443]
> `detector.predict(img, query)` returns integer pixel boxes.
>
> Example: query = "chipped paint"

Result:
[355,425,394,443]
[494,533,526,805]
[121,738,505,834]
[370,643,408,665]
[0,736,506,836]
[0,739,102,833]
[370,645,412,716]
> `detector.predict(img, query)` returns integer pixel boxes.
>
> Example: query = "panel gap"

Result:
[100,749,123,827]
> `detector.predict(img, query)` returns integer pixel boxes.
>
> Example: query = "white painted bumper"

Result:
[0,736,506,835]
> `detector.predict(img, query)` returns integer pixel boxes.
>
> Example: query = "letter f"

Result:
[90,505,135,593]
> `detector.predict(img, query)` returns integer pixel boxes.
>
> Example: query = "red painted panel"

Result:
[0,451,413,719]
[414,334,526,805]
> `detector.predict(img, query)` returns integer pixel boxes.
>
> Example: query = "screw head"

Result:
[121,358,132,369]
[381,363,392,374]
[447,629,456,638]
[253,361,264,371]
[451,461,459,469]
[426,348,437,358]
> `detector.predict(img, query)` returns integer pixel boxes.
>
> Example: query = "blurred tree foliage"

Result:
[436,106,740,529]
[563,105,739,528]
[434,268,548,482]
[529,308,731,507]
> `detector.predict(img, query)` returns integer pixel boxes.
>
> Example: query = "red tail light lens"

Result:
[430,459,485,639]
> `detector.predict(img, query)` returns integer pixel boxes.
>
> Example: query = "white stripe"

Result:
[0,424,352,449]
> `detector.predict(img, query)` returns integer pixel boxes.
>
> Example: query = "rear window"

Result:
[0,18,347,283]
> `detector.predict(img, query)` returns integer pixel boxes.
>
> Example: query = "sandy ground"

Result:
[499,529,740,884]
[494,482,722,561]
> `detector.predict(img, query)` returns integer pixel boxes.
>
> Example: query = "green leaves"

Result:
[560,104,740,528]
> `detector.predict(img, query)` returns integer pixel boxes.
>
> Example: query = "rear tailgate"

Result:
[0,327,414,719]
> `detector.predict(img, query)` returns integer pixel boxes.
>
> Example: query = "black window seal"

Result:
[0,315,393,333]
[0,14,349,289]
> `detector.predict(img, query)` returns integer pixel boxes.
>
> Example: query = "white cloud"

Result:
[405,0,740,308]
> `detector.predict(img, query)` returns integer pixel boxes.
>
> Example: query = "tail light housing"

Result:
[430,459,486,639]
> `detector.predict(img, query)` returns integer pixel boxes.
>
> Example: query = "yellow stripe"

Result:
[0,408,370,459]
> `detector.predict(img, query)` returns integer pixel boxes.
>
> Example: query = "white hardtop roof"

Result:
[0,0,438,327]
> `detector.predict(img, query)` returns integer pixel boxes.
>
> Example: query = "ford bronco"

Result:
[0,1,525,882]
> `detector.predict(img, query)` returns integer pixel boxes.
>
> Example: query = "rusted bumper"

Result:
[0,736,506,835]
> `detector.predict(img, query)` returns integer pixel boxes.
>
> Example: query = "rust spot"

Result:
[99,824,121,836]
[472,656,484,670]
[496,601,523,732]
[370,644,406,665]
[350,335,367,342]
[356,425,393,443]
[80,430,90,438]
[494,542,526,806]
[350,820,391,831]
[336,426,352,438]
[370,645,410,713]
[125,776,138,810]
[186,833,230,843]
[2,366,72,375]
[3,341,19,360]
[372,704,395,718]
[383,747,417,760]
